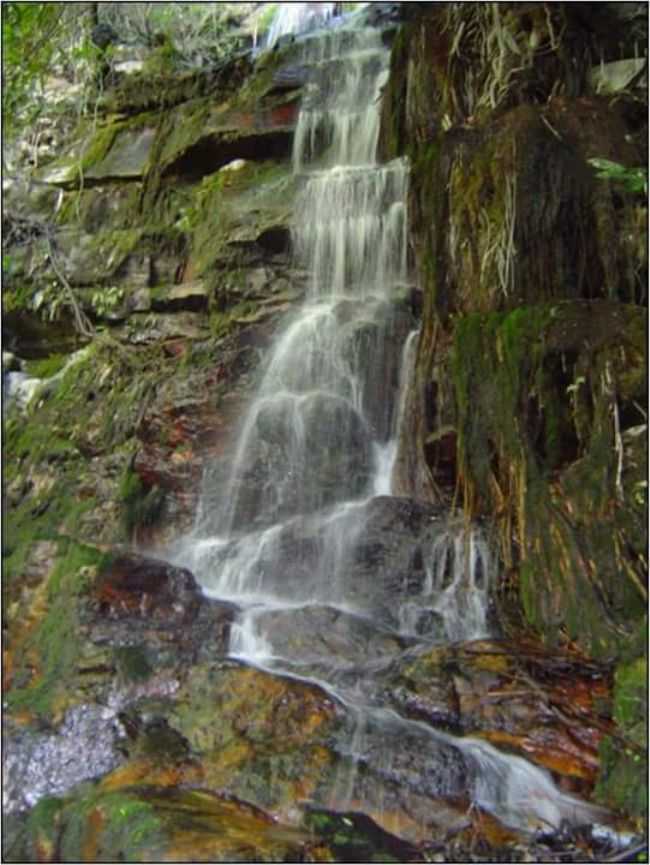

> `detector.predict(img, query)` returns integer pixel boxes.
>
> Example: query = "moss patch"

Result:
[595,655,648,826]
[119,464,166,541]
[447,301,647,658]
[5,539,109,717]
[168,663,340,815]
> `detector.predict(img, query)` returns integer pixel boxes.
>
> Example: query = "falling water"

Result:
[264,2,337,51]
[173,4,613,842]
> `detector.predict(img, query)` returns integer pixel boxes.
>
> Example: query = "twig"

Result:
[44,229,95,339]
[541,114,563,141]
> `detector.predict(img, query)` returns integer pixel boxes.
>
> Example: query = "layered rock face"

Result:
[2,3,647,862]
[381,0,647,824]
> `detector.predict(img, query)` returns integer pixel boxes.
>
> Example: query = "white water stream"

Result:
[173,4,616,842]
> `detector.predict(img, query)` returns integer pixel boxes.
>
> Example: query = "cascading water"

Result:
[173,3,614,842]
[264,2,337,51]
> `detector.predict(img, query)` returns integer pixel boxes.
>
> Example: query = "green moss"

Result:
[103,65,218,116]
[23,354,67,379]
[6,539,108,716]
[208,298,259,338]
[447,301,647,657]
[79,123,122,173]
[56,184,144,234]
[185,160,292,280]
[57,789,164,862]
[119,464,166,541]
[154,97,213,175]
[23,795,66,862]
[595,654,648,825]
[451,306,552,506]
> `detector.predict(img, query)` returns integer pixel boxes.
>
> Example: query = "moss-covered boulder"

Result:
[6,786,316,863]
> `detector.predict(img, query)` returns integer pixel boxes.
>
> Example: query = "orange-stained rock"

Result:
[93,553,200,623]
[388,639,613,792]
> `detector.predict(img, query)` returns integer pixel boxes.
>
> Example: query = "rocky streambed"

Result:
[1,543,636,863]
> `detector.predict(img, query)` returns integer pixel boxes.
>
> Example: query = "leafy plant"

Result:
[91,285,124,318]
[588,158,648,195]
[2,3,66,141]
[100,2,243,70]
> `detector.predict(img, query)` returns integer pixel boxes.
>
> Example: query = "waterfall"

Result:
[172,4,611,840]
[264,2,337,51]
[182,8,414,608]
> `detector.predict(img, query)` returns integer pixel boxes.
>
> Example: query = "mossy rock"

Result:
[37,113,159,190]
[429,300,648,658]
[411,100,644,319]
[4,539,110,718]
[595,654,648,827]
[167,662,342,817]
[11,784,321,863]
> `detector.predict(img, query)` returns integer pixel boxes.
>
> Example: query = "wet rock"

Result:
[341,298,416,441]
[250,604,406,668]
[93,553,201,623]
[159,105,298,180]
[150,280,209,313]
[131,359,256,541]
[167,661,343,816]
[318,496,455,628]
[85,552,237,662]
[381,648,461,732]
[193,496,470,635]
[303,806,425,862]
[386,639,613,791]
[353,710,475,801]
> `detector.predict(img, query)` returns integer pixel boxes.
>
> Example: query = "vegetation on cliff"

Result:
[384,0,647,826]
[2,1,647,858]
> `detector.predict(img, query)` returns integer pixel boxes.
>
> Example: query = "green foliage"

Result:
[91,285,124,318]
[101,2,243,70]
[31,276,71,323]
[2,3,66,140]
[589,158,648,195]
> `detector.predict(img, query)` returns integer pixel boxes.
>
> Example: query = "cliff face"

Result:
[4,46,302,548]
[381,1,647,820]
[2,3,647,858]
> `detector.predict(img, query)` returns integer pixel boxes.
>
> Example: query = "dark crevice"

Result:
[162,132,293,182]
